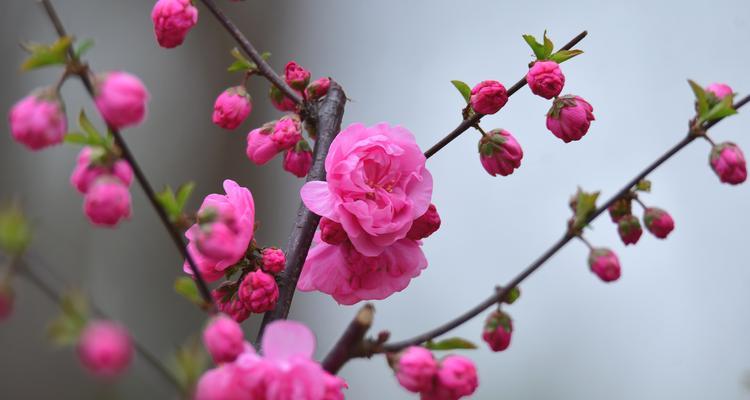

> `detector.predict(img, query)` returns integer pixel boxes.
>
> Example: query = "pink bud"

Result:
[644,207,675,239]
[305,77,331,100]
[238,270,279,313]
[588,248,621,282]
[478,129,523,176]
[151,0,198,49]
[323,373,348,400]
[8,93,66,151]
[407,203,441,240]
[272,115,303,150]
[203,314,245,364]
[607,197,632,223]
[470,80,508,115]
[482,310,512,352]
[394,346,438,393]
[212,87,252,130]
[95,72,149,130]
[526,60,565,99]
[434,355,479,398]
[617,214,642,246]
[0,285,14,321]
[320,218,348,245]
[261,247,286,274]
[195,366,245,400]
[282,140,313,178]
[269,85,298,112]
[70,147,133,194]
[546,95,595,143]
[83,179,132,227]
[710,142,747,185]
[77,321,133,378]
[705,83,733,100]
[246,123,282,165]
[284,61,311,92]
[212,287,251,323]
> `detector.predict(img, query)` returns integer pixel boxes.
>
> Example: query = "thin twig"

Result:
[321,304,375,374]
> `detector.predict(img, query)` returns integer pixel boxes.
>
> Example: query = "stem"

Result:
[423,30,589,159]
[703,134,716,147]
[577,235,594,250]
[321,304,375,374]
[634,197,648,210]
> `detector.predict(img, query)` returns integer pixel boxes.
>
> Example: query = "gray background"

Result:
[1,0,750,399]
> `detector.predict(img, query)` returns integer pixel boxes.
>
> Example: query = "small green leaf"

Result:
[78,110,104,146]
[522,34,547,60]
[20,36,72,71]
[260,51,271,61]
[228,47,258,72]
[451,80,472,104]
[424,337,477,351]
[73,39,94,59]
[573,188,600,230]
[170,337,209,393]
[504,287,521,304]
[542,31,554,58]
[47,290,89,346]
[175,182,196,212]
[174,277,206,308]
[549,49,583,64]
[156,186,180,221]
[63,132,89,145]
[688,79,709,118]
[704,93,738,122]
[0,203,31,256]
[635,179,651,192]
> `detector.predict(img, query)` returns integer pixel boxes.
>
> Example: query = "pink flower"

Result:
[644,207,675,239]
[406,203,441,240]
[470,80,508,115]
[710,142,747,185]
[238,270,279,313]
[546,95,595,142]
[705,83,733,100]
[151,0,198,49]
[319,218,348,245]
[272,115,303,150]
[478,129,523,177]
[203,315,245,364]
[212,87,252,130]
[323,373,348,400]
[70,147,133,194]
[305,78,331,100]
[298,233,428,304]
[76,321,133,378]
[617,214,642,246]
[285,61,311,91]
[212,287,251,323]
[195,365,246,400]
[588,248,621,282]
[269,85,298,112]
[608,197,632,223]
[283,140,313,178]
[395,346,438,393]
[300,123,433,256]
[526,60,565,99]
[95,72,149,129]
[8,93,66,151]
[261,247,286,274]
[246,123,281,165]
[0,285,14,321]
[482,310,512,352]
[430,355,479,399]
[83,179,132,227]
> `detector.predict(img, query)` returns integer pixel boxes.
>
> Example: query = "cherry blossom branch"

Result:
[40,0,216,311]
[198,0,303,105]
[321,304,376,374]
[377,94,750,353]
[423,30,589,159]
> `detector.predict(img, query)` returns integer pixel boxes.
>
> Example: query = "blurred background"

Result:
[2,0,750,398]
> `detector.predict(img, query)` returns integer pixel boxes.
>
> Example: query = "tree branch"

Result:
[321,304,375,374]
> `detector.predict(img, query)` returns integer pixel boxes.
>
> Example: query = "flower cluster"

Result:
[392,346,478,399]
[607,192,675,247]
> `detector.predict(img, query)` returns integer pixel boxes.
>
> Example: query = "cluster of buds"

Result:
[246,114,314,178]
[607,182,675,246]
[71,147,134,227]
[392,346,479,399]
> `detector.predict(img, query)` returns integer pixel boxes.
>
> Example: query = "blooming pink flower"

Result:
[269,85,298,112]
[478,129,523,177]
[470,80,508,115]
[238,270,279,313]
[261,247,286,274]
[203,315,245,364]
[95,72,149,129]
[526,60,565,99]
[77,321,133,378]
[431,355,479,399]
[546,95,595,142]
[272,115,303,150]
[285,61,311,91]
[283,140,313,178]
[212,87,252,130]
[0,285,14,321]
[644,207,675,239]
[183,180,255,282]
[319,218,348,245]
[407,203,441,240]
[705,83,733,100]
[588,248,621,282]
[194,365,246,400]
[8,93,66,151]
[608,197,632,223]
[298,233,427,304]
[395,346,438,393]
[151,0,198,49]
[83,179,132,227]
[482,310,512,352]
[212,288,251,323]
[710,142,747,185]
[70,147,133,194]
[617,214,642,246]
[301,123,433,256]
[246,123,281,165]
[305,77,331,100]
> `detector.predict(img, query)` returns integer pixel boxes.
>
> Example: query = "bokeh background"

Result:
[2,0,750,398]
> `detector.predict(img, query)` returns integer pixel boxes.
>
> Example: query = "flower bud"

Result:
[284,61,311,92]
[95,72,149,129]
[305,77,331,100]
[393,346,438,393]
[588,248,621,282]
[261,247,286,274]
[435,355,479,398]
[526,60,565,99]
[282,139,313,178]
[212,286,251,323]
[608,197,632,223]
[70,147,133,194]
[710,142,747,185]
[0,284,14,321]
[643,207,675,239]
[271,115,303,150]
[482,310,512,352]
[705,83,733,101]
[212,86,252,130]
[470,80,508,115]
[478,129,523,176]
[269,85,298,112]
[77,321,133,378]
[9,92,66,151]
[83,179,132,227]
[238,270,279,313]
[202,314,245,364]
[407,203,441,240]
[151,0,198,49]
[546,95,595,143]
[320,218,348,245]
[246,123,281,165]
[617,214,642,246]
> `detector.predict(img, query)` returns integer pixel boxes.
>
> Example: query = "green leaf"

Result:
[47,290,89,346]
[228,47,258,73]
[451,80,472,104]
[175,182,196,212]
[504,287,521,304]
[63,132,89,145]
[260,51,271,61]
[522,34,547,60]
[156,186,179,221]
[542,31,554,58]
[174,277,206,308]
[704,93,738,122]
[170,337,209,393]
[688,79,709,118]
[573,188,600,230]
[0,203,31,256]
[20,36,72,71]
[73,38,94,59]
[424,337,477,351]
[549,49,584,64]
[78,110,104,146]
[635,179,651,192]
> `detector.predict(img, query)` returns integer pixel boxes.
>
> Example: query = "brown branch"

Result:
[321,304,375,374]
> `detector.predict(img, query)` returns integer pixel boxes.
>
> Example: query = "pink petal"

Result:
[261,320,316,362]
